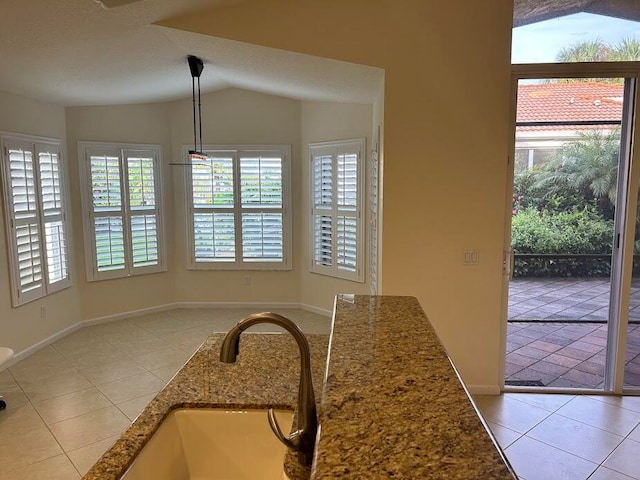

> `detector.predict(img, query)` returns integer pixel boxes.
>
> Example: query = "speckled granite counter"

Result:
[313,295,516,479]
[84,296,516,480]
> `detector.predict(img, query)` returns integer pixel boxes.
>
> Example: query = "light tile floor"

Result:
[0,308,331,479]
[475,393,640,480]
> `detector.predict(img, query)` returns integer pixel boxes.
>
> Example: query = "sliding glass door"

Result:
[503,68,640,394]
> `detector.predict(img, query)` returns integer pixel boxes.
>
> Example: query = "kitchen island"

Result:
[83,295,515,479]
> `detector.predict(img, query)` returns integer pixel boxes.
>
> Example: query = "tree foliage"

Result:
[552,36,640,83]
[556,38,610,62]
[511,207,614,277]
[533,129,620,218]
[512,129,622,277]
[514,129,620,220]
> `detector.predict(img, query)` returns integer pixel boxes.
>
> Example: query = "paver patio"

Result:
[506,278,640,389]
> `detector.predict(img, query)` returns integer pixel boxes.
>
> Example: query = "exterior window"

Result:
[1,134,71,306]
[309,138,365,282]
[78,142,165,281]
[186,145,291,270]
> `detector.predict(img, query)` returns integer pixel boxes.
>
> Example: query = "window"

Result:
[309,138,365,282]
[1,134,71,306]
[186,145,291,270]
[78,142,165,281]
[512,8,640,64]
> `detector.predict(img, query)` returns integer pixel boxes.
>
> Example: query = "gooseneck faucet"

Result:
[219,312,317,466]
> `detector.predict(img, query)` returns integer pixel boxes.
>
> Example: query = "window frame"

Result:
[78,141,166,282]
[184,144,292,271]
[309,138,365,283]
[1,132,72,306]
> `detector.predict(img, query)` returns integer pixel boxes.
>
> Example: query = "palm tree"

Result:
[533,129,620,218]
[556,38,609,62]
[611,37,640,61]
[551,37,640,83]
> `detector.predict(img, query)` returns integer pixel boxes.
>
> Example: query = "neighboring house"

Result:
[515,82,624,172]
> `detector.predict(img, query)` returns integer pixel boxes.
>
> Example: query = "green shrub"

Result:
[511,207,614,277]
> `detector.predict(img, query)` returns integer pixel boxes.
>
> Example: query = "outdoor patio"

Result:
[506,278,640,389]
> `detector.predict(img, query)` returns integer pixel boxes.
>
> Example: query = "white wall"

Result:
[299,101,374,311]
[65,103,175,320]
[0,91,81,353]
[169,88,303,304]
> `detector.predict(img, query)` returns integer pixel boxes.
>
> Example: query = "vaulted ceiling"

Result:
[514,0,640,26]
[0,1,638,107]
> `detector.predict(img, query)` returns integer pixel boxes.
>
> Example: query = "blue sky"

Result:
[512,12,640,63]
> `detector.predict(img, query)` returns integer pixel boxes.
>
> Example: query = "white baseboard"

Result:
[467,384,502,395]
[173,301,301,310]
[11,322,83,366]
[80,303,177,327]
[300,303,332,317]
[6,301,330,366]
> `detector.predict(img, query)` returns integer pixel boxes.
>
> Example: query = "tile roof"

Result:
[517,81,623,132]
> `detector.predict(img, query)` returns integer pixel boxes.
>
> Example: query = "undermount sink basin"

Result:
[122,409,293,480]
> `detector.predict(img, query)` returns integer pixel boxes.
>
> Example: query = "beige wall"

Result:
[0,91,81,352]
[299,101,374,311]
[159,0,514,390]
[65,103,175,319]
[1,0,514,391]
[169,88,303,303]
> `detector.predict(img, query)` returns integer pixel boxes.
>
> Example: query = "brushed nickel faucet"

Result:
[219,312,317,466]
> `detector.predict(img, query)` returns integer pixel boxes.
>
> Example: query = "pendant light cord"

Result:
[198,75,202,154]
[192,75,197,153]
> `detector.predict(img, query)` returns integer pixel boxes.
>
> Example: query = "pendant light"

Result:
[170,55,206,165]
[187,55,206,161]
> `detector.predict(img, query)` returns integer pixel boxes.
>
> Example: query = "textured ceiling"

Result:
[1,1,638,107]
[0,0,382,106]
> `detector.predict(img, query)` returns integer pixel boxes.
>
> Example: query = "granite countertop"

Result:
[83,295,516,480]
[313,295,516,479]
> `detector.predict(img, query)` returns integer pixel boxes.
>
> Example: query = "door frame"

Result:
[500,61,640,394]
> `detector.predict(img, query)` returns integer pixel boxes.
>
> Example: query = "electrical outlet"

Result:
[244,276,251,286]
[463,250,479,266]
[40,306,46,319]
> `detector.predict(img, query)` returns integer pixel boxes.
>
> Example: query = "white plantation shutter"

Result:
[192,155,236,262]
[240,154,283,262]
[314,215,333,267]
[94,216,125,271]
[8,143,43,299]
[79,142,165,281]
[310,139,364,282]
[193,212,236,261]
[125,151,159,268]
[130,215,158,267]
[37,145,69,287]
[312,153,333,270]
[336,150,358,275]
[89,150,125,274]
[186,145,291,270]
[1,136,71,306]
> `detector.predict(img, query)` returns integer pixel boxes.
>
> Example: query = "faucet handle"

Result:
[267,408,301,450]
